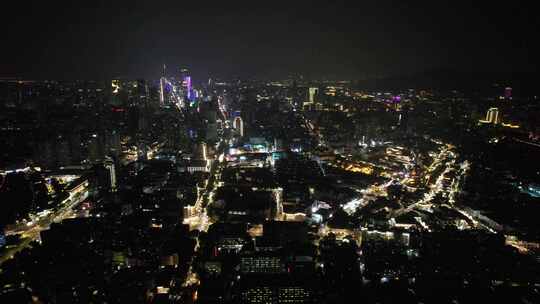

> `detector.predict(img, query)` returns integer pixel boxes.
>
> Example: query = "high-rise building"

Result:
[504,87,512,99]
[135,79,149,106]
[290,80,300,109]
[137,142,148,161]
[160,64,167,107]
[206,122,218,142]
[159,77,166,107]
[104,157,117,192]
[88,134,105,163]
[111,79,142,107]
[242,286,275,304]
[308,87,318,104]
[240,255,285,274]
[106,130,121,158]
[0,230,6,248]
[233,116,244,137]
[179,68,191,101]
[216,119,223,132]
[239,279,312,304]
[180,68,189,79]
[302,87,318,110]
[278,286,311,303]
[111,79,123,107]
[184,76,192,100]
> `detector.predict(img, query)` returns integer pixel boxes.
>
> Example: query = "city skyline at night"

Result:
[1,2,539,304]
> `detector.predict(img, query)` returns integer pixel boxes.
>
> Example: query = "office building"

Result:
[104,157,117,192]
[233,116,244,137]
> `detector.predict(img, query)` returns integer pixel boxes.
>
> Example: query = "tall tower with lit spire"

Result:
[159,64,166,107]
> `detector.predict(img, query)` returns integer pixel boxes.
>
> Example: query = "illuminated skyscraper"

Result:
[233,116,244,137]
[308,87,318,104]
[111,79,124,107]
[179,68,193,102]
[159,78,166,106]
[159,64,166,106]
[303,87,318,110]
[104,157,117,192]
[184,76,192,100]
[111,79,121,94]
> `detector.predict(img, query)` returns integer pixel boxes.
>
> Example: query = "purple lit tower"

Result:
[504,87,512,99]
[184,76,192,100]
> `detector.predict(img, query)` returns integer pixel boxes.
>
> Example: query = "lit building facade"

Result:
[479,107,500,124]
[104,157,117,192]
[240,256,285,274]
[233,116,244,137]
[308,87,318,104]
[159,77,165,107]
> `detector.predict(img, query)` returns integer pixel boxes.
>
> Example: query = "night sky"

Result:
[2,1,539,81]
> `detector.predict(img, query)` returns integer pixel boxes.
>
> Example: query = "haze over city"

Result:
[2,1,539,80]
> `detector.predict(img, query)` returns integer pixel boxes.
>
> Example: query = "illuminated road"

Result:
[514,137,540,148]
[335,139,502,234]
[1,188,89,266]
[399,146,456,213]
[184,139,228,233]
[181,103,231,296]
[162,77,186,110]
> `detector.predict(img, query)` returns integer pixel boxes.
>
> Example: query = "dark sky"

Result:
[2,1,538,81]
